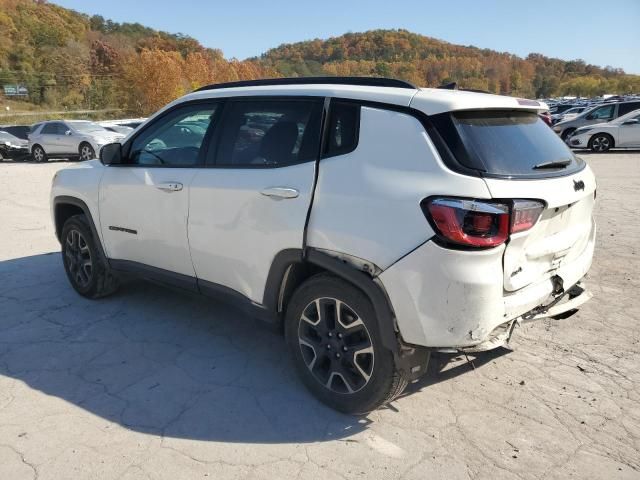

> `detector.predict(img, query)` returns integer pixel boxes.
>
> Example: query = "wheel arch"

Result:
[264,248,400,356]
[590,131,615,148]
[53,196,107,260]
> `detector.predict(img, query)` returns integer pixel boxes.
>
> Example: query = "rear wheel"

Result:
[61,214,119,298]
[32,144,46,163]
[589,133,613,152]
[285,274,407,414]
[79,142,95,161]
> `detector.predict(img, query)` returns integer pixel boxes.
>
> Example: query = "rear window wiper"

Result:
[532,159,572,170]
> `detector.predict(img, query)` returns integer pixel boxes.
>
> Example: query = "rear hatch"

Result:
[430,109,596,291]
[484,172,595,291]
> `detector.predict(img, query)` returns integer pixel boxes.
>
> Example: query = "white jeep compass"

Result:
[51,77,596,413]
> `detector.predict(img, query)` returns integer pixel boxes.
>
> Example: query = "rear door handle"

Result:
[156,182,183,192]
[260,187,299,199]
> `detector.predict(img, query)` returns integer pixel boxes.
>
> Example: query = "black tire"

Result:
[589,133,613,153]
[60,214,119,299]
[32,144,47,163]
[285,274,407,414]
[560,128,576,141]
[79,142,95,161]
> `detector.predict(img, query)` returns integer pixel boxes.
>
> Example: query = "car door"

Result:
[618,113,640,146]
[57,122,78,155]
[99,101,219,281]
[39,122,63,153]
[188,97,323,304]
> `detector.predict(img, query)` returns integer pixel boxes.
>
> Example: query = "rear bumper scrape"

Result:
[520,282,592,323]
[457,281,592,353]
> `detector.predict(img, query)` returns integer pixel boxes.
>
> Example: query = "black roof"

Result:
[194,77,417,92]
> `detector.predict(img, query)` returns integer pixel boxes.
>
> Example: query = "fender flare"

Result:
[53,195,108,261]
[264,248,400,355]
[305,249,400,355]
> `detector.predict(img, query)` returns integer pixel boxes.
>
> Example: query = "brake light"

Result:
[511,200,545,233]
[425,198,510,247]
[423,198,544,248]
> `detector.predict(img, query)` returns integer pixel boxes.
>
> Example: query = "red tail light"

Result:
[423,198,544,248]
[511,200,545,233]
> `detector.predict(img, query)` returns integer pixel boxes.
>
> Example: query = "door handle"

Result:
[156,182,183,192]
[260,187,299,199]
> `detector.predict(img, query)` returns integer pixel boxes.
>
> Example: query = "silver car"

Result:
[28,120,125,162]
[553,100,640,140]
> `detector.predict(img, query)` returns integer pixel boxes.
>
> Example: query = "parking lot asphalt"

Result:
[0,153,639,480]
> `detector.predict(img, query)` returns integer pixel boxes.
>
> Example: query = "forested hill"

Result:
[0,0,273,114]
[258,29,640,98]
[0,2,638,117]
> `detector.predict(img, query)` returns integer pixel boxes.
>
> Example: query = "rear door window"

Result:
[41,123,58,135]
[618,102,640,116]
[210,99,323,167]
[432,110,584,178]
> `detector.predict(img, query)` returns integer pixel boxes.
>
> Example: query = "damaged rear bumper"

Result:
[379,238,594,350]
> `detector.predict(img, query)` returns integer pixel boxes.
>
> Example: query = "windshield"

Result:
[0,131,21,142]
[71,122,108,133]
[432,110,584,178]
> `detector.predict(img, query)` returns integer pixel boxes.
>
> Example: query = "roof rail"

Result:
[194,76,417,92]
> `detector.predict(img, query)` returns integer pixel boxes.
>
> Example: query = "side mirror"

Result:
[100,142,123,165]
[65,130,72,136]
[623,119,639,125]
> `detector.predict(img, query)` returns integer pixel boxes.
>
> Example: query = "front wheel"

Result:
[61,214,119,298]
[79,142,96,161]
[285,274,407,414]
[589,134,613,152]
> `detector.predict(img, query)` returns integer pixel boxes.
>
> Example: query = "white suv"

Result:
[29,120,126,162]
[50,77,596,413]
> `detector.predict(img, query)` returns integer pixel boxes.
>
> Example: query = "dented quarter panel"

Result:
[379,240,506,347]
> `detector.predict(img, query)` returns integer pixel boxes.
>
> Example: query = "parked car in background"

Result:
[99,118,146,131]
[553,100,640,140]
[0,130,29,160]
[29,120,126,162]
[51,77,595,413]
[551,106,588,124]
[103,125,134,135]
[0,125,31,140]
[567,108,640,152]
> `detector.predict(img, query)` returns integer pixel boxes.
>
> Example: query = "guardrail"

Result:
[0,109,125,125]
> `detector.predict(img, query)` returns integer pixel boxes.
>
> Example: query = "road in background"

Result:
[0,154,638,479]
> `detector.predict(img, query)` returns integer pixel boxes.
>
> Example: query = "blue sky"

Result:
[53,0,640,74]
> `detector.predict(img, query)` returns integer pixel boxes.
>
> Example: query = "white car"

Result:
[551,106,588,124]
[29,120,125,162]
[568,109,640,152]
[50,78,596,413]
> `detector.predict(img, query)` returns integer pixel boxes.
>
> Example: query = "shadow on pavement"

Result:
[0,252,501,443]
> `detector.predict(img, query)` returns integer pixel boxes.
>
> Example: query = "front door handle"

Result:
[156,182,183,192]
[260,187,299,199]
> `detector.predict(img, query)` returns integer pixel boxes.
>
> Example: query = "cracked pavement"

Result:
[0,153,638,479]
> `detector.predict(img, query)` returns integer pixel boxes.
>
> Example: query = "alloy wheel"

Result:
[591,136,610,152]
[33,147,44,162]
[80,145,95,160]
[298,297,374,394]
[64,229,93,288]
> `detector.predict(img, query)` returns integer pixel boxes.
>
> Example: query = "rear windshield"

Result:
[432,110,584,178]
